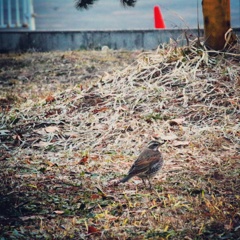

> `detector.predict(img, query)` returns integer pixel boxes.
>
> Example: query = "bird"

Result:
[120,140,165,189]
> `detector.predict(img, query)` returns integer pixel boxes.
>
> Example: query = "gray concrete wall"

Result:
[0,29,239,52]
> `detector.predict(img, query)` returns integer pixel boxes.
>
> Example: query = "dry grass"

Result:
[0,41,240,239]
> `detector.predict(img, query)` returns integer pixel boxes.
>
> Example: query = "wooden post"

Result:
[202,0,231,50]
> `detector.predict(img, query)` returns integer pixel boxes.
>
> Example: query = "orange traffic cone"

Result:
[154,6,166,29]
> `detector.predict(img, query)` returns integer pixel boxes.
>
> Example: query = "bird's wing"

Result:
[128,149,162,175]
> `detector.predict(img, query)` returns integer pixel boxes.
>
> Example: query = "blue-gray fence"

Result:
[0,0,35,30]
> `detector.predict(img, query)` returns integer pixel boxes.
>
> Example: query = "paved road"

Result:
[34,0,239,30]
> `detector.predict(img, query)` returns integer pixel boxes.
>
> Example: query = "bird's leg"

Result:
[142,178,147,188]
[147,177,152,190]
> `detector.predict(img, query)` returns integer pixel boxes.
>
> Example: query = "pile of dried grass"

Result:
[2,41,239,158]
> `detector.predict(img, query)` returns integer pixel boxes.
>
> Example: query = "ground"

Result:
[0,43,240,239]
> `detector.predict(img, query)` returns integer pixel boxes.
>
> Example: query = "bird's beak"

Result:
[159,139,167,145]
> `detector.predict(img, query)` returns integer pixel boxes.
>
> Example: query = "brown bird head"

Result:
[147,140,166,150]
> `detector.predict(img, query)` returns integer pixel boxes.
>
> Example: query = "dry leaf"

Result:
[161,133,178,141]
[46,95,55,103]
[24,159,31,164]
[172,140,189,146]
[44,160,55,167]
[91,194,101,200]
[168,118,185,125]
[19,215,39,221]
[92,106,109,114]
[33,128,46,135]
[32,141,50,148]
[54,210,64,215]
[64,131,80,138]
[88,226,100,234]
[79,156,88,164]
[91,154,100,161]
[45,126,59,133]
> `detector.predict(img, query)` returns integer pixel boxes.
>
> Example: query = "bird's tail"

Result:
[120,175,133,183]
